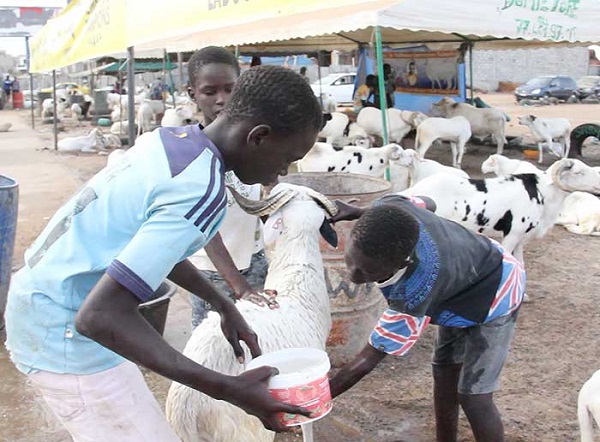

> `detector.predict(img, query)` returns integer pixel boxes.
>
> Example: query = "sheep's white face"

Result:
[481,156,497,174]
[517,115,534,126]
[262,183,331,250]
[557,159,600,193]
[387,144,403,161]
[397,149,418,167]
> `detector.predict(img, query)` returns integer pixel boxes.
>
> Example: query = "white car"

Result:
[310,73,357,104]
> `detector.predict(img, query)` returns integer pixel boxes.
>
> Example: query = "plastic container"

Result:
[11,91,24,109]
[0,175,19,330]
[246,348,332,426]
[523,149,539,160]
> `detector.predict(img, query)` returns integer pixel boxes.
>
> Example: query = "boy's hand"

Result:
[219,303,261,363]
[329,200,365,224]
[239,289,279,310]
[223,366,311,432]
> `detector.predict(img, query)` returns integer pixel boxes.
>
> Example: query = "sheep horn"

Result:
[550,158,575,192]
[226,185,298,216]
[305,188,339,217]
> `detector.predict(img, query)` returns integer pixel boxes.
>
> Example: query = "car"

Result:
[310,73,357,104]
[0,9,18,28]
[39,82,91,95]
[575,75,600,100]
[514,75,577,102]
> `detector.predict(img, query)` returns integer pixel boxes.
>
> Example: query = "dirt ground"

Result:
[1,93,599,442]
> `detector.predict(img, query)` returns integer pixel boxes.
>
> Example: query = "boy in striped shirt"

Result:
[329,194,525,442]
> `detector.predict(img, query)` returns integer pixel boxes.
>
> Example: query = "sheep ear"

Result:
[319,218,338,248]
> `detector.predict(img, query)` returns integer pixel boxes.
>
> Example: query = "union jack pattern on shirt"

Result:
[370,240,525,356]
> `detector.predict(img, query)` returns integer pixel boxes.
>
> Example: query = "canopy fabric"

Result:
[30,0,600,73]
[133,0,599,52]
[29,0,126,73]
[101,61,178,74]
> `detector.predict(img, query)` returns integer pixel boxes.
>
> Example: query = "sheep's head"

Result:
[517,115,535,126]
[481,154,499,174]
[549,158,600,193]
[408,112,427,127]
[397,149,420,167]
[381,143,403,161]
[227,183,339,248]
[431,97,454,116]
[352,136,371,148]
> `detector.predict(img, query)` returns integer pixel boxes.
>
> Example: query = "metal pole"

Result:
[469,42,474,102]
[126,46,136,146]
[177,52,184,92]
[374,26,390,181]
[25,36,34,129]
[317,51,323,108]
[52,69,57,151]
[234,46,239,59]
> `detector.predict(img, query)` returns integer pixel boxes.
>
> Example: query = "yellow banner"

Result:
[30,0,126,73]
[128,0,386,46]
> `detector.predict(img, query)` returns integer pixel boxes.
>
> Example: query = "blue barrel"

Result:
[0,175,19,330]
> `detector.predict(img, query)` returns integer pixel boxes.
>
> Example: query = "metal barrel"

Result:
[0,175,19,330]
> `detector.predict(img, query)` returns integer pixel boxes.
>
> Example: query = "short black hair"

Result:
[188,46,240,89]
[223,65,323,135]
[351,204,420,266]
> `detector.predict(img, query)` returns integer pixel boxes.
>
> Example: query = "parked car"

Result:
[40,82,91,95]
[0,9,18,28]
[575,75,600,100]
[514,75,577,102]
[310,73,356,104]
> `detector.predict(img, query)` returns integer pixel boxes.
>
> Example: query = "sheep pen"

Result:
[3,94,600,442]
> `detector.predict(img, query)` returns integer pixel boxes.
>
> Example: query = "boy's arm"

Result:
[329,344,386,398]
[75,273,308,432]
[204,233,277,308]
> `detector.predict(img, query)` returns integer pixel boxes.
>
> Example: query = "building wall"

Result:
[0,50,17,76]
[466,46,589,92]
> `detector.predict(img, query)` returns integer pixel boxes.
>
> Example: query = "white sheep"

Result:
[578,369,600,442]
[555,191,600,236]
[166,183,338,442]
[395,149,468,187]
[318,112,348,145]
[518,115,572,163]
[57,128,107,153]
[106,93,128,114]
[0,122,12,132]
[413,115,472,168]
[357,107,414,144]
[296,142,402,178]
[320,92,337,113]
[161,102,196,127]
[431,97,506,155]
[71,103,83,126]
[136,102,154,136]
[400,158,600,266]
[42,97,68,119]
[481,154,543,177]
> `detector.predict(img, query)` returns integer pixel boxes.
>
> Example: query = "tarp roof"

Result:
[133,0,599,52]
[30,0,600,73]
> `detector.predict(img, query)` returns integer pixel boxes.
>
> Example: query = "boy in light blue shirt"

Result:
[5,65,324,440]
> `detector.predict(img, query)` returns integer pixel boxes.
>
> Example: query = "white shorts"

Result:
[28,360,181,442]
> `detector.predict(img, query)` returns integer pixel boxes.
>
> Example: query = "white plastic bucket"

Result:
[245,347,332,426]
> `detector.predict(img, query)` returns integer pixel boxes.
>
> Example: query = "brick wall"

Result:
[465,46,589,92]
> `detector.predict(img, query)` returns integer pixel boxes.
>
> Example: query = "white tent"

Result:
[131,0,599,53]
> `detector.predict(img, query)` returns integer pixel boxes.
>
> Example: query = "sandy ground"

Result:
[0,93,599,442]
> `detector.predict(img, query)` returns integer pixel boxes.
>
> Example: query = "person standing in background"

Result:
[187,46,274,328]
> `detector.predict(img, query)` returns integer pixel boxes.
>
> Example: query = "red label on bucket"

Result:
[270,376,333,426]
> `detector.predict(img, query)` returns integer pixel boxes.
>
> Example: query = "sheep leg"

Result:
[449,142,458,168]
[456,139,465,168]
[537,141,544,164]
[417,138,433,161]
[562,135,571,158]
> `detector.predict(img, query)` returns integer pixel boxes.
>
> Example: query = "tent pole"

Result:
[234,46,239,58]
[166,50,176,107]
[374,26,390,181]
[469,42,474,102]
[25,36,34,129]
[52,69,57,151]
[177,52,184,92]
[317,51,323,108]
[127,46,136,146]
